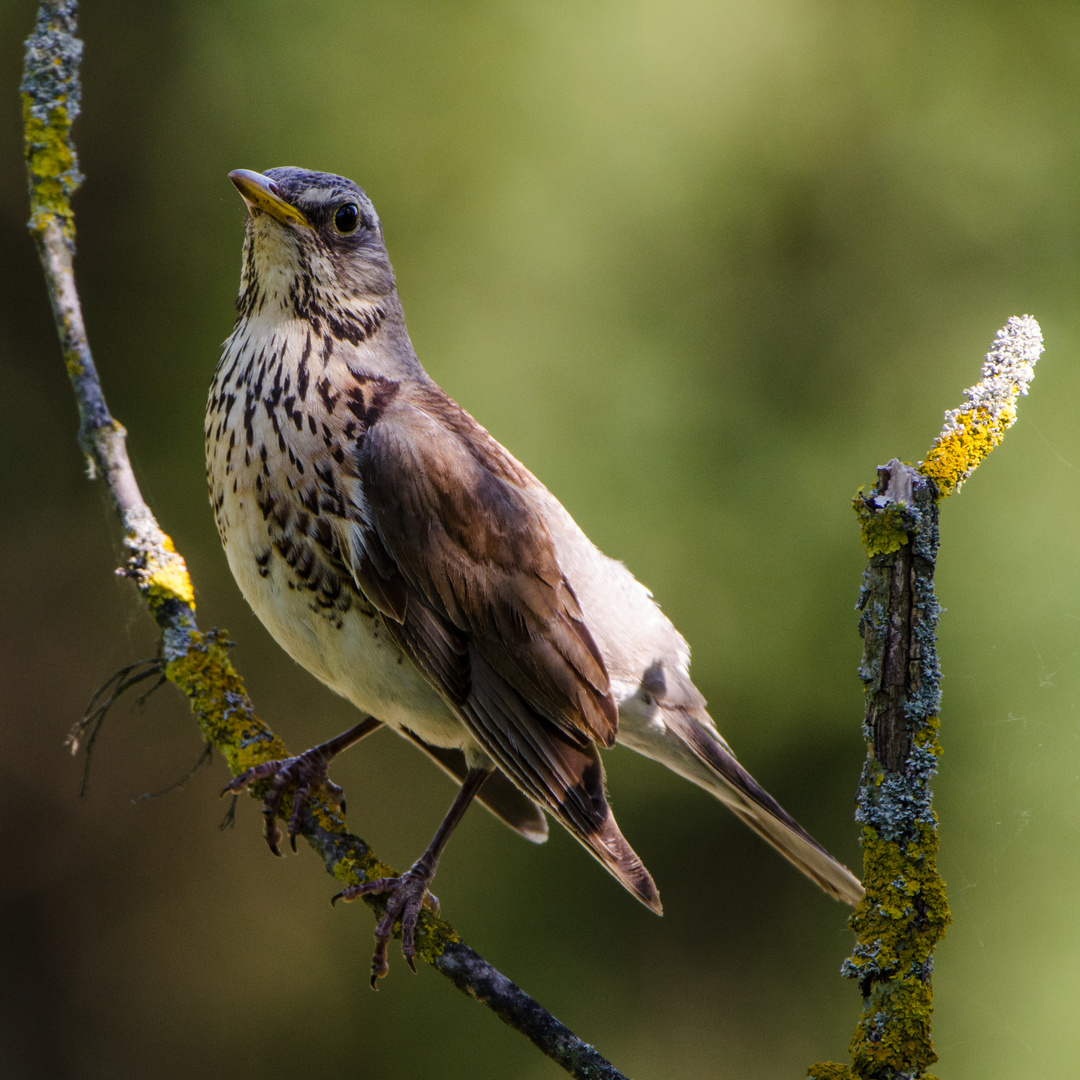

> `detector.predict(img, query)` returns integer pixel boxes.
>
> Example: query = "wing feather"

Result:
[341,384,657,909]
[357,387,617,747]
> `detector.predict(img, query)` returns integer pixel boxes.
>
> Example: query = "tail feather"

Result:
[529,740,662,913]
[586,810,663,914]
[723,797,864,905]
[628,707,864,906]
[460,668,663,912]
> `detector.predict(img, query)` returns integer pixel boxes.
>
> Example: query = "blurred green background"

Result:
[3,2,1079,1077]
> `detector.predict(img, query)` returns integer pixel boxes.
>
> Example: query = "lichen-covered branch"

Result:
[809,317,1043,1080]
[846,462,949,1080]
[22,5,629,1078]
[920,316,1043,497]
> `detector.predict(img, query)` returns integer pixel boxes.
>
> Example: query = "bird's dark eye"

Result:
[334,203,360,233]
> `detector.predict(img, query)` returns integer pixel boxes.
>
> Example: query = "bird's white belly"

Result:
[223,525,470,754]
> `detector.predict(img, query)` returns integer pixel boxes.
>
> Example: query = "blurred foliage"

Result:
[2,1,1079,1077]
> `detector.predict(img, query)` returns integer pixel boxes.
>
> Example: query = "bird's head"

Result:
[229,167,397,342]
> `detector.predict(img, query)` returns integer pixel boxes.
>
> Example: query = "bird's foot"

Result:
[222,718,380,854]
[222,745,345,856]
[333,860,441,987]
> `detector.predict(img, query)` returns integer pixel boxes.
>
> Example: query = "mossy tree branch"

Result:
[809,316,1043,1080]
[22,4,629,1078]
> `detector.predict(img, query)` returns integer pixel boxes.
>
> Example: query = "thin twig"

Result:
[66,658,163,794]
[133,743,214,803]
[21,5,630,1078]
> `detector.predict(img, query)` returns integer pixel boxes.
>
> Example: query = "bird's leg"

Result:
[222,716,382,854]
[333,766,491,986]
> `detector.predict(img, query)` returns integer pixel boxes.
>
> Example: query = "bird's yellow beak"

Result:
[228,169,311,229]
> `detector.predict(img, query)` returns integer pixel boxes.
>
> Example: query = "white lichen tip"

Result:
[920,315,1043,496]
[942,315,1042,433]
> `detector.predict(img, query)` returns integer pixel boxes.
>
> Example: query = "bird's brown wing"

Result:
[347,384,660,911]
[354,384,617,746]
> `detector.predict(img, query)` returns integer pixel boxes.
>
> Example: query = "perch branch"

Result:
[809,315,1043,1080]
[22,4,629,1077]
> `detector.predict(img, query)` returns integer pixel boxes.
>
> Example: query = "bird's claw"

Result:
[221,749,344,855]
[333,866,439,987]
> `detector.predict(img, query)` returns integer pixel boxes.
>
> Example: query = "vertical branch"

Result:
[845,461,949,1079]
[809,316,1043,1080]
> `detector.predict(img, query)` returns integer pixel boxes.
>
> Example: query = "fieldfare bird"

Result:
[206,167,863,982]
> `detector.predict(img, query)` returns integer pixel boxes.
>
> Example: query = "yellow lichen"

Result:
[413,910,462,963]
[853,493,911,557]
[919,404,1013,497]
[332,852,396,890]
[841,816,951,1077]
[164,630,284,775]
[22,93,77,241]
[806,1064,853,1079]
[143,541,196,610]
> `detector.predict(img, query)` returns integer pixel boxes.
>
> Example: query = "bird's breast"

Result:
[205,319,466,747]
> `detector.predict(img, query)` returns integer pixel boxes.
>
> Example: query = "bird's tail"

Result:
[627,707,864,906]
